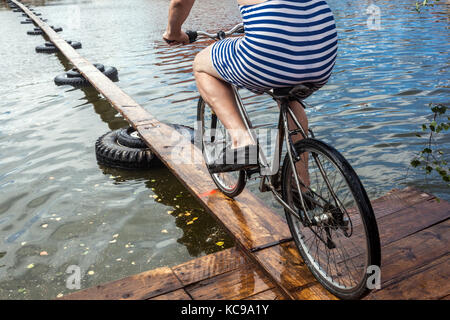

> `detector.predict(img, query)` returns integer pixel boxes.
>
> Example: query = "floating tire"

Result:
[95,124,194,170]
[95,129,157,170]
[35,40,82,53]
[117,127,148,149]
[21,18,46,24]
[27,29,43,35]
[54,64,118,87]
[27,26,62,35]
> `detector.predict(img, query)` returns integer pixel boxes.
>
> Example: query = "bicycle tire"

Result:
[197,97,246,198]
[281,138,380,300]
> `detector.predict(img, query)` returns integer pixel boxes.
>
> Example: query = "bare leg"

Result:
[193,45,254,148]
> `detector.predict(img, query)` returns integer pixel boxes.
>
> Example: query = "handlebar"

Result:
[185,23,244,43]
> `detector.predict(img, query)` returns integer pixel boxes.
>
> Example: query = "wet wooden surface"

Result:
[12,0,449,301]
[62,247,286,300]
[62,188,449,300]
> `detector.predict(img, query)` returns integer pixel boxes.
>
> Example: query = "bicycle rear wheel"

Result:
[281,138,380,299]
[196,97,246,198]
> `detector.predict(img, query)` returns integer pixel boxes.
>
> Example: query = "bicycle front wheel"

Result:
[281,138,380,299]
[196,97,246,198]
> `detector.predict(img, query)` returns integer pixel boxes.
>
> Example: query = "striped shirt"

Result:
[211,0,338,93]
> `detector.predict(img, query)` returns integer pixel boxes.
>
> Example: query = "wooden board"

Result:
[245,289,285,300]
[368,255,450,300]
[61,189,449,300]
[61,267,183,300]
[185,265,274,300]
[150,289,192,300]
[172,247,248,286]
[378,219,449,284]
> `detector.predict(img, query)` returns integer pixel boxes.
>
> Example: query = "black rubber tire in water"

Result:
[35,41,82,53]
[27,29,43,35]
[27,26,62,36]
[117,127,148,149]
[95,129,158,170]
[54,65,118,87]
[281,138,381,300]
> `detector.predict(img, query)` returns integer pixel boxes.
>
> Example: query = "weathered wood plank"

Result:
[150,289,192,300]
[245,288,285,300]
[293,282,338,300]
[375,197,449,247]
[253,241,336,300]
[185,266,274,300]
[62,267,183,300]
[370,187,435,219]
[367,255,450,300]
[172,248,248,286]
[378,219,450,284]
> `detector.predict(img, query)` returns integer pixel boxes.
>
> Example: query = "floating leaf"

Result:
[27,264,34,269]
[161,229,168,233]
[216,241,224,246]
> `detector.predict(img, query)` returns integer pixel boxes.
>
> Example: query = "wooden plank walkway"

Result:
[11,1,449,300]
[62,188,450,300]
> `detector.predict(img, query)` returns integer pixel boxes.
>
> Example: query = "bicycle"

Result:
[187,23,381,300]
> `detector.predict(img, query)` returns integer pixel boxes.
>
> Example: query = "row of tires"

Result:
[10,0,118,87]
[9,0,183,170]
[95,125,195,170]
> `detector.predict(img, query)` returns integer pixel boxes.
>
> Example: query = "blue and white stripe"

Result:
[211,0,338,93]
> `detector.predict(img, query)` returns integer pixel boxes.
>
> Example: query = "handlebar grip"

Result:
[186,30,198,43]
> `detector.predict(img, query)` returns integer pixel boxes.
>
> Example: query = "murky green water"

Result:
[0,0,448,299]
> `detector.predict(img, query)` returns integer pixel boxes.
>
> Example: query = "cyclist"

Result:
[163,0,338,173]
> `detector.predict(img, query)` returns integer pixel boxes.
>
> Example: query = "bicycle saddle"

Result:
[272,83,319,101]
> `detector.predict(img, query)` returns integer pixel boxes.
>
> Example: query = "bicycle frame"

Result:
[230,84,311,223]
